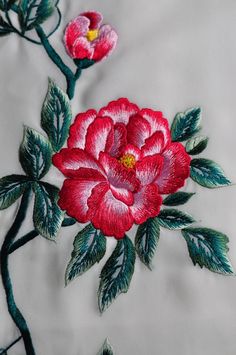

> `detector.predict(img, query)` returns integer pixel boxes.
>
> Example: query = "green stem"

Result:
[0,189,36,355]
[0,335,22,354]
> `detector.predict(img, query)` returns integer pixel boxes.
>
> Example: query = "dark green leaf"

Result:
[0,13,13,36]
[19,0,55,31]
[182,228,234,275]
[19,126,52,180]
[190,158,231,188]
[98,236,135,313]
[33,182,64,240]
[163,192,195,206]
[157,209,195,229]
[0,348,7,355]
[65,224,106,285]
[97,339,114,355]
[41,79,72,152]
[0,175,30,209]
[185,136,209,155]
[135,218,160,269]
[171,107,202,142]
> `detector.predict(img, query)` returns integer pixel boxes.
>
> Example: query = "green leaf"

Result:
[33,182,64,240]
[97,339,114,355]
[135,218,160,269]
[65,224,106,285]
[171,107,202,142]
[41,79,72,152]
[98,236,136,313]
[185,136,209,155]
[0,175,30,210]
[163,192,195,206]
[182,228,234,275]
[157,209,195,229]
[0,14,13,36]
[190,158,231,188]
[19,126,52,180]
[19,0,55,32]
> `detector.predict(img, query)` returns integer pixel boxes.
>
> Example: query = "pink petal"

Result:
[58,179,104,223]
[99,98,139,125]
[88,186,134,238]
[141,131,165,157]
[68,109,97,149]
[121,144,141,161]
[136,155,163,185]
[81,11,103,29]
[72,37,93,59]
[92,25,118,62]
[85,117,114,160]
[109,123,127,158]
[130,184,162,224]
[99,152,140,191]
[126,114,151,148]
[140,109,170,147]
[110,185,134,206]
[52,148,105,179]
[64,16,90,57]
[156,143,191,194]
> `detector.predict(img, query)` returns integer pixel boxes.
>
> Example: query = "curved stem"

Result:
[0,189,36,355]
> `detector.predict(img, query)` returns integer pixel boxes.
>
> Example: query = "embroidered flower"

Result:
[53,98,191,238]
[64,11,118,62]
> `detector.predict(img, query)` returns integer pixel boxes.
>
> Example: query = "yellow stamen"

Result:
[86,29,99,42]
[119,154,136,169]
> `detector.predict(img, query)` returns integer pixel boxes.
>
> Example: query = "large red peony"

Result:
[53,98,191,238]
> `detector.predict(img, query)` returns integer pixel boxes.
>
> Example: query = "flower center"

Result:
[119,154,136,169]
[86,29,99,42]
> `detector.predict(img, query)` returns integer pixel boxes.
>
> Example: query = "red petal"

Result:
[72,37,93,59]
[140,109,170,147]
[81,11,103,29]
[68,109,97,149]
[156,143,191,194]
[58,179,104,223]
[136,155,163,185]
[88,186,133,238]
[109,123,127,158]
[130,184,162,224]
[85,117,114,160]
[52,148,105,179]
[110,186,134,206]
[92,25,118,62]
[64,16,90,57]
[121,144,141,161]
[99,152,139,191]
[99,98,139,125]
[141,131,165,157]
[126,114,151,148]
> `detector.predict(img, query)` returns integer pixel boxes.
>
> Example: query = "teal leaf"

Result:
[190,158,231,188]
[135,218,160,269]
[97,339,114,355]
[98,236,136,313]
[182,228,234,275]
[19,126,52,180]
[0,14,13,36]
[185,136,209,155]
[19,0,55,32]
[41,79,72,152]
[0,175,30,210]
[65,224,106,285]
[171,107,202,142]
[163,192,195,206]
[157,209,195,229]
[33,182,64,240]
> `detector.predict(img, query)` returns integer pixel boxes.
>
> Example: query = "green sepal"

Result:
[97,339,114,355]
[135,218,160,269]
[157,209,195,229]
[41,79,72,152]
[182,228,234,275]
[185,136,209,155]
[0,175,31,210]
[163,192,195,206]
[33,182,64,241]
[19,126,52,180]
[98,235,136,313]
[171,107,201,142]
[65,224,106,285]
[74,58,95,69]
[19,0,55,32]
[190,158,231,188]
